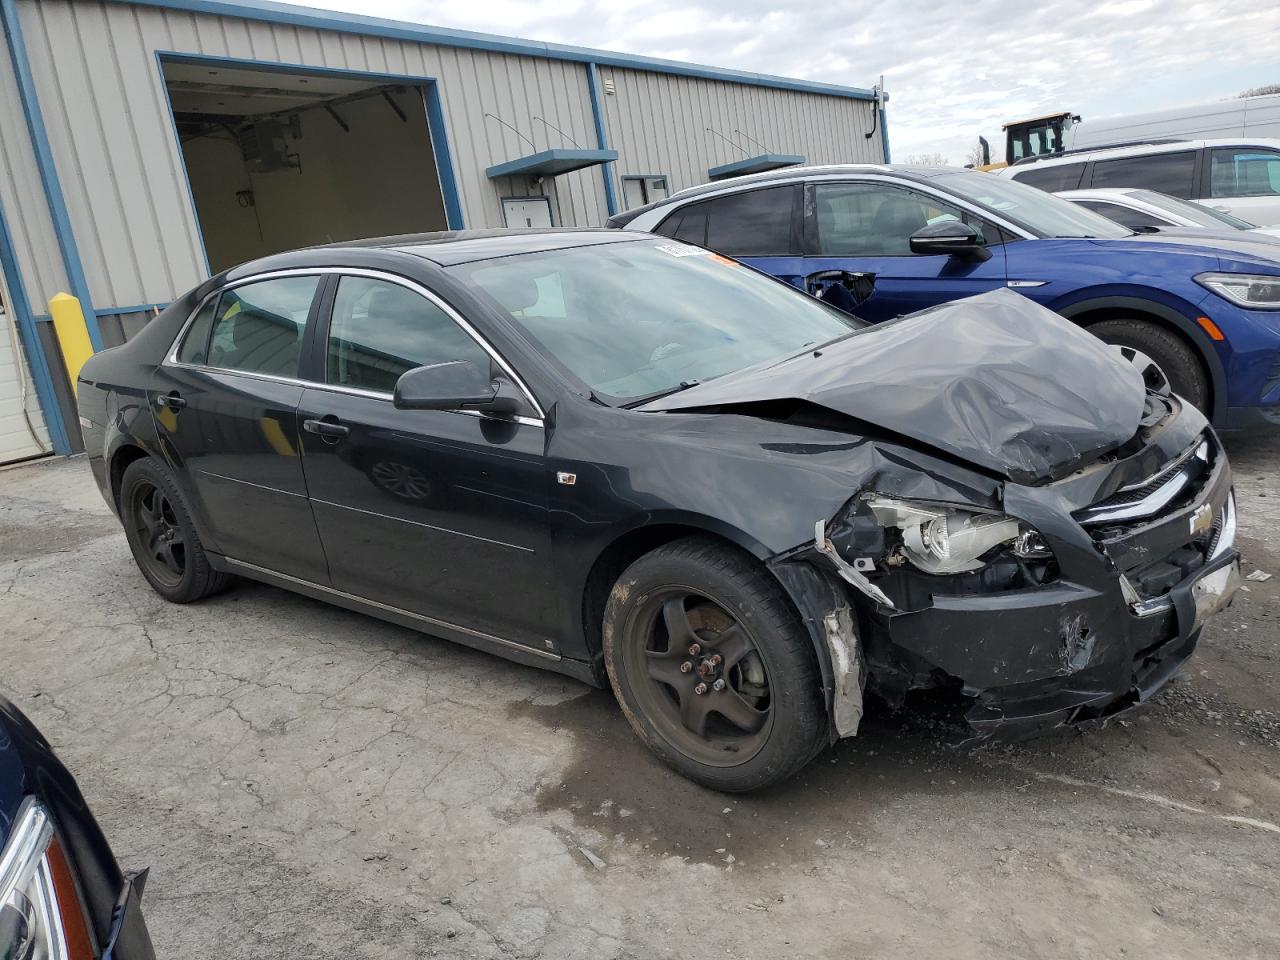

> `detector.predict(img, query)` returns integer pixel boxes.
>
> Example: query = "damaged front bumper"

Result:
[777,413,1241,742]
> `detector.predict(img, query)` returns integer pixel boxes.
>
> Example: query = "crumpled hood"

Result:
[641,289,1147,484]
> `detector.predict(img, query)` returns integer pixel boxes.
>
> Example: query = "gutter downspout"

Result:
[1,0,102,351]
[586,63,619,217]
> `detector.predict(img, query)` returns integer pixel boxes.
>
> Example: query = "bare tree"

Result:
[901,151,948,166]
[1239,84,1280,98]
[964,140,988,167]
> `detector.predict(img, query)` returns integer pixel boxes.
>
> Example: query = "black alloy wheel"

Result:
[603,537,827,792]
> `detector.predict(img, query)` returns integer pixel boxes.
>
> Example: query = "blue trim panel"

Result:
[111,0,876,101]
[1,0,102,352]
[586,63,619,217]
[0,194,72,454]
[423,79,465,229]
[708,154,806,179]
[485,148,618,180]
[156,52,467,234]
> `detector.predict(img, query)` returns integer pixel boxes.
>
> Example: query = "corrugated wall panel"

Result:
[602,66,881,197]
[0,24,66,310]
[12,0,869,315]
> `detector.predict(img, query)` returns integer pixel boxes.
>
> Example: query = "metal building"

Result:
[0,0,888,463]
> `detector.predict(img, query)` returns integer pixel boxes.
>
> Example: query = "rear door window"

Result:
[663,186,799,257]
[1089,151,1197,199]
[207,276,320,377]
[1008,162,1086,192]
[1210,147,1280,198]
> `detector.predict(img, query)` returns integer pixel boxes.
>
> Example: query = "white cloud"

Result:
[285,0,1280,163]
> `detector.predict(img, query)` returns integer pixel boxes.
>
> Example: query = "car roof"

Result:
[239,229,648,272]
[1010,136,1280,170]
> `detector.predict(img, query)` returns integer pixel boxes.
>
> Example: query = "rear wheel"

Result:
[1087,318,1209,413]
[120,458,228,603]
[602,537,827,792]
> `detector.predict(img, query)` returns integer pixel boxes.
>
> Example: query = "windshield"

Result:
[933,171,1132,239]
[454,240,861,404]
[1128,189,1256,229]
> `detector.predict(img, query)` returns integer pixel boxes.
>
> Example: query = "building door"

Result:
[502,197,553,228]
[0,267,49,464]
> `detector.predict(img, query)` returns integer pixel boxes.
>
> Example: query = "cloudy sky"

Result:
[292,0,1277,163]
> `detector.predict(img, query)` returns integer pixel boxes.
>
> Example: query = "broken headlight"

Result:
[0,798,92,960]
[866,496,1049,575]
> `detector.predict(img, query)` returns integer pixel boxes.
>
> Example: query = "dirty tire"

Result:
[603,536,827,792]
[1087,318,1208,413]
[119,457,229,603]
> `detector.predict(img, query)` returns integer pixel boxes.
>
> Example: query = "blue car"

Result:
[612,165,1280,429]
[1,695,155,959]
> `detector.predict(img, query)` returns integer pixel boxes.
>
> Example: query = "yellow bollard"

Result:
[48,293,94,397]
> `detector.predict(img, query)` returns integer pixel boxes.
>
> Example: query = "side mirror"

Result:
[909,220,991,261]
[393,360,517,413]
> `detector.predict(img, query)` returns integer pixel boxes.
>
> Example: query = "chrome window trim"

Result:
[162,266,545,426]
[629,172,1037,241]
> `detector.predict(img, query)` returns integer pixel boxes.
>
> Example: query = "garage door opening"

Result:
[162,60,451,273]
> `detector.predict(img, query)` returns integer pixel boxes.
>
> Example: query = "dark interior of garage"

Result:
[163,61,448,273]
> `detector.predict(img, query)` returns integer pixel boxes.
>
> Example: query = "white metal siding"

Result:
[0,305,49,464]
[602,66,883,196]
[14,0,610,313]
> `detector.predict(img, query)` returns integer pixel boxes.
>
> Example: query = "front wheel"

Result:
[1087,318,1209,413]
[602,537,827,792]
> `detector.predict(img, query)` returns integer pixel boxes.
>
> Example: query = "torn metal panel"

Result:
[822,605,865,737]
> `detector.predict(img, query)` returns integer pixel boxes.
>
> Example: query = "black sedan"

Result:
[0,696,155,959]
[77,230,1240,791]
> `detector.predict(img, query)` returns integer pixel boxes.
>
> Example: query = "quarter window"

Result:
[327,276,491,394]
[1090,151,1197,199]
[177,296,218,365]
[813,182,984,256]
[1210,148,1280,198]
[206,276,318,377]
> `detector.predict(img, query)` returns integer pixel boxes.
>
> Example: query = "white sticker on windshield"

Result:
[655,242,713,257]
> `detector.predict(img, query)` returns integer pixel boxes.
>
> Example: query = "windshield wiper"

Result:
[622,379,703,409]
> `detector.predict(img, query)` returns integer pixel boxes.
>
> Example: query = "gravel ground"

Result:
[1,432,1277,960]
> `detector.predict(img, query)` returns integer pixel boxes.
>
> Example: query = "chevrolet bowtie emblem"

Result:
[1190,503,1214,536]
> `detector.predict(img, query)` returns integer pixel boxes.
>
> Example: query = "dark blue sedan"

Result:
[613,165,1280,430]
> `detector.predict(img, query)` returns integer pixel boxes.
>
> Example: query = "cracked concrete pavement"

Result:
[1,436,1279,959]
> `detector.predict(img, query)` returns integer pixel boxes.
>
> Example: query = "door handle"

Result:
[156,391,187,410]
[302,418,350,440]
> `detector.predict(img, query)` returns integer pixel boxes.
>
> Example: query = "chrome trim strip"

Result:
[221,558,560,661]
[1210,492,1236,561]
[162,266,546,422]
[0,798,53,908]
[1078,465,1194,525]
[195,469,307,499]
[309,497,536,553]
[1114,439,1209,496]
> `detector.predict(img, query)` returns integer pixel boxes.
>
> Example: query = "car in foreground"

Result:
[76,230,1240,791]
[612,164,1280,429]
[1056,187,1280,238]
[999,138,1280,226]
[1,695,155,959]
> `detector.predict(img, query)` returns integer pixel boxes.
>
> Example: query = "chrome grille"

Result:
[1076,439,1210,527]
